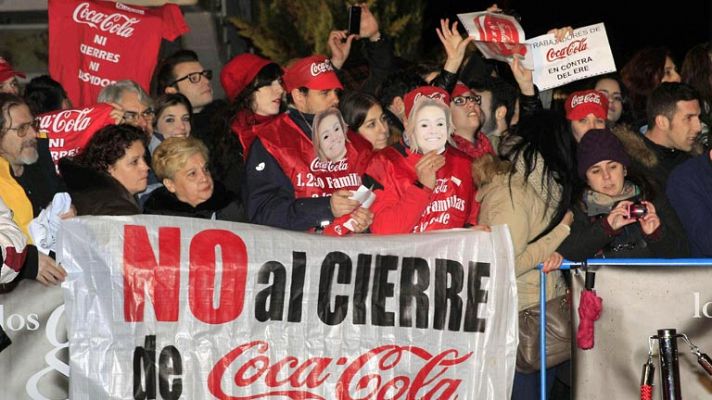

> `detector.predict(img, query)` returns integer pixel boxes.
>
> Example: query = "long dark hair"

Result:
[340,91,381,131]
[231,62,283,113]
[503,110,577,242]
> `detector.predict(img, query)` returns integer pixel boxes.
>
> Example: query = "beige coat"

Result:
[475,156,569,311]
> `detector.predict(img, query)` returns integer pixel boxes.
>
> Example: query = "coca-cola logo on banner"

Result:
[569,92,602,108]
[310,60,334,77]
[207,341,473,399]
[72,2,140,38]
[310,157,348,172]
[546,38,588,62]
[39,108,95,133]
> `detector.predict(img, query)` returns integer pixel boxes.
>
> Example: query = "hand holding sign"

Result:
[457,11,533,69]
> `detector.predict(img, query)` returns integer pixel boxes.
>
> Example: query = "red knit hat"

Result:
[403,86,451,119]
[565,89,608,121]
[220,53,273,101]
[0,58,25,82]
[282,55,343,93]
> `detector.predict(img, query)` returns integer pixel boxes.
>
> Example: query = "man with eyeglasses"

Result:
[0,94,67,291]
[154,50,215,120]
[449,82,494,160]
[98,80,155,134]
[0,58,25,96]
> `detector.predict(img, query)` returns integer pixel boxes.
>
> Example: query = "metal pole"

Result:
[657,329,682,400]
[539,268,547,400]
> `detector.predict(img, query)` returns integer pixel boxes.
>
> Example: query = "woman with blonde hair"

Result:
[143,137,244,221]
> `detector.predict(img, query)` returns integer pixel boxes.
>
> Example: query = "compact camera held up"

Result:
[627,202,648,219]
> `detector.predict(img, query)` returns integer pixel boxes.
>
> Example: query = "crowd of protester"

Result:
[0,2,709,399]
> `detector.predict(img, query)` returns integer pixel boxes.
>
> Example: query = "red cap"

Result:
[0,58,25,82]
[451,82,471,98]
[565,90,608,121]
[403,86,451,119]
[220,53,273,101]
[282,55,343,93]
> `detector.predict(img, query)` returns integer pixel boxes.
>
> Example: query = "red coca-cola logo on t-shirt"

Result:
[310,157,348,172]
[546,39,588,62]
[39,108,94,133]
[72,2,140,38]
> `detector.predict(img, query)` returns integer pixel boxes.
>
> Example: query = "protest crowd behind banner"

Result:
[1,1,711,399]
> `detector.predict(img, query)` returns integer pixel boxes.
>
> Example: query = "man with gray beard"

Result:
[0,94,66,291]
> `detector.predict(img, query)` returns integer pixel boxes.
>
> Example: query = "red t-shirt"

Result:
[48,0,189,107]
[37,103,116,168]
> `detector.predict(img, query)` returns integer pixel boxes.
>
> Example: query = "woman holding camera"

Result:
[556,128,687,261]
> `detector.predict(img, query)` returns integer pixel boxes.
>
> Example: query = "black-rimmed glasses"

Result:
[122,108,155,124]
[452,95,481,106]
[170,70,213,86]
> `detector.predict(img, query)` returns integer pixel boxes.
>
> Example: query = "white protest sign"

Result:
[457,11,533,70]
[58,216,519,399]
[527,23,616,91]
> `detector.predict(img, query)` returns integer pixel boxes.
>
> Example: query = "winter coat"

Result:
[59,158,140,216]
[557,190,688,260]
[666,153,712,256]
[143,183,245,222]
[475,154,569,311]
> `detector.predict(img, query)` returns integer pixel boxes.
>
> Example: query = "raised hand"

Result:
[437,19,474,74]
[328,30,356,69]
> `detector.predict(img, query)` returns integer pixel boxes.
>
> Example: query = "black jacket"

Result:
[14,139,66,217]
[557,193,689,260]
[58,158,140,216]
[143,183,245,222]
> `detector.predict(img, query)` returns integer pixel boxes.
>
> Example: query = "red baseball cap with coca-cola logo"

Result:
[0,58,25,82]
[564,89,608,121]
[282,55,343,93]
[403,86,451,119]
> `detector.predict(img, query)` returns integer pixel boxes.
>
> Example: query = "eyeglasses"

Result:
[122,108,155,124]
[452,95,481,106]
[170,70,212,86]
[5,119,39,137]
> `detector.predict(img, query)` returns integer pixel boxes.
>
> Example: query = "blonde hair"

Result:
[404,98,455,153]
[471,153,511,186]
[152,137,209,180]
[311,107,349,161]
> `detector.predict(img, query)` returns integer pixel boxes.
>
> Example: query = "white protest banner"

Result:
[527,23,616,91]
[0,282,69,399]
[571,264,712,398]
[457,11,533,69]
[58,216,518,399]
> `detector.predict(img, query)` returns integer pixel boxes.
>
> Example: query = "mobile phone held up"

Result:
[348,5,361,36]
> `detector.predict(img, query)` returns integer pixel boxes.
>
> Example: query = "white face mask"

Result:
[316,114,346,161]
[412,105,448,153]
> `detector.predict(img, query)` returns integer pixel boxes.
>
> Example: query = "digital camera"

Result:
[627,202,648,219]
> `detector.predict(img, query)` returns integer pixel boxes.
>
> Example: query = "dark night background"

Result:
[423,0,712,67]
